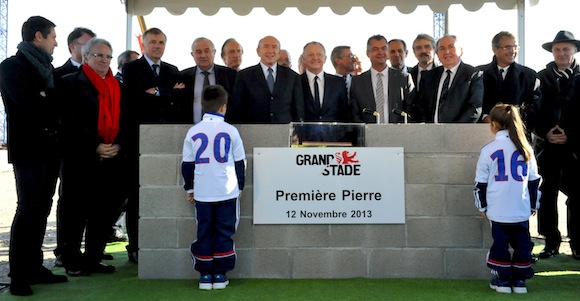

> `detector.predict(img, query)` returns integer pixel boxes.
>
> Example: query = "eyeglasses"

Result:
[90,53,113,60]
[496,45,519,51]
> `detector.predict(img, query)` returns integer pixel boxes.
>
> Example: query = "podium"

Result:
[289,122,366,147]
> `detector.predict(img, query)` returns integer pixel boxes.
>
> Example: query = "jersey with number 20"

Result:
[182,113,246,202]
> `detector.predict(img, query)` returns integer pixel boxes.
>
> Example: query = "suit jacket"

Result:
[413,61,483,123]
[231,63,304,123]
[477,57,541,129]
[122,56,185,124]
[350,67,414,123]
[409,62,439,89]
[300,72,349,122]
[0,51,61,164]
[55,58,79,79]
[181,64,237,124]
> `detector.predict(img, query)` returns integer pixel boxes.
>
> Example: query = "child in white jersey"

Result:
[474,104,541,294]
[181,85,246,290]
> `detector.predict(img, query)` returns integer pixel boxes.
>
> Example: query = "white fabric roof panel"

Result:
[125,0,540,16]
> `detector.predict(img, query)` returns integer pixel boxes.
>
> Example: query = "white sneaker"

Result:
[212,274,229,289]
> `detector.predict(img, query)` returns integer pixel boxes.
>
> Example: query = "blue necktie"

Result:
[152,64,159,77]
[267,68,275,93]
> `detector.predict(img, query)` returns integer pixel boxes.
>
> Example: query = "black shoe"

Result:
[54,255,64,267]
[102,252,114,260]
[572,249,580,260]
[128,250,138,263]
[86,263,115,274]
[538,248,559,259]
[65,268,88,277]
[30,267,68,284]
[10,281,33,296]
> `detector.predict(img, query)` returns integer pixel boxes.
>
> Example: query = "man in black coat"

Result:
[412,35,483,123]
[0,16,67,296]
[477,31,541,129]
[181,37,237,124]
[534,30,580,260]
[230,35,304,123]
[122,27,185,264]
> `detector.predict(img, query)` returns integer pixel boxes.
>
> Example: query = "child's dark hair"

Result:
[202,85,228,113]
[489,103,532,162]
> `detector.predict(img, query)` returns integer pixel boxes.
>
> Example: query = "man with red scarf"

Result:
[59,37,127,276]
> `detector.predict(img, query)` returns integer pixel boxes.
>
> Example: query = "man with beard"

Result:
[409,34,438,91]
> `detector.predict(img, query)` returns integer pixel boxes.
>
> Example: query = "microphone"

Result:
[392,109,411,118]
[363,108,381,125]
[362,108,379,117]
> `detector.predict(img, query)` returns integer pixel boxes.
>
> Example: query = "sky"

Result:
[3,0,580,73]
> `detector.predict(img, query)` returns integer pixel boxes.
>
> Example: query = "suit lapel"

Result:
[362,71,375,110]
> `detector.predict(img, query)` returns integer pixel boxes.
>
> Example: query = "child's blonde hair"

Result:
[489,103,533,162]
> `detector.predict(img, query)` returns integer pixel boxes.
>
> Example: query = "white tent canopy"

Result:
[124,0,540,16]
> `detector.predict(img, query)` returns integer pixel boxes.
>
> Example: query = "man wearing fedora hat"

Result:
[535,30,580,260]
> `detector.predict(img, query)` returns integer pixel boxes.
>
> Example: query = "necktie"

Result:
[202,71,210,88]
[267,68,275,93]
[440,70,452,101]
[314,76,321,107]
[152,64,159,77]
[418,69,427,91]
[375,73,385,123]
[498,68,504,87]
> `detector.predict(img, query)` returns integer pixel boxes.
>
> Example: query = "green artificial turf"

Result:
[1,242,578,300]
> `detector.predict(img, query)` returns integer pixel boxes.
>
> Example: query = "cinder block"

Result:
[239,187,253,217]
[177,218,196,248]
[254,225,330,247]
[139,218,178,248]
[293,248,366,278]
[441,124,493,153]
[140,124,190,154]
[369,248,444,278]
[405,154,479,185]
[233,217,254,248]
[251,248,292,278]
[139,249,195,279]
[229,248,253,278]
[407,217,482,247]
[139,155,180,186]
[406,184,445,216]
[445,249,490,279]
[366,124,444,153]
[446,185,480,216]
[237,125,289,148]
[329,224,406,247]
[140,187,194,218]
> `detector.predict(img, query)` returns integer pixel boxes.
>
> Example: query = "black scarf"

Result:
[16,41,54,89]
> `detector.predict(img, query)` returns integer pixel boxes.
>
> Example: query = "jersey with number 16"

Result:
[474,130,541,223]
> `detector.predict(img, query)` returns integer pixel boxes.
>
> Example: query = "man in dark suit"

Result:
[55,27,96,79]
[408,34,438,90]
[477,31,540,128]
[412,35,483,123]
[300,41,349,122]
[0,16,68,296]
[388,39,409,72]
[330,45,356,95]
[114,50,140,84]
[350,35,414,124]
[230,35,304,123]
[221,38,243,71]
[122,27,185,264]
[181,37,237,124]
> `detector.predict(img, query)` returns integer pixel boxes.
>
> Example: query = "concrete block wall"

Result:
[138,124,495,279]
